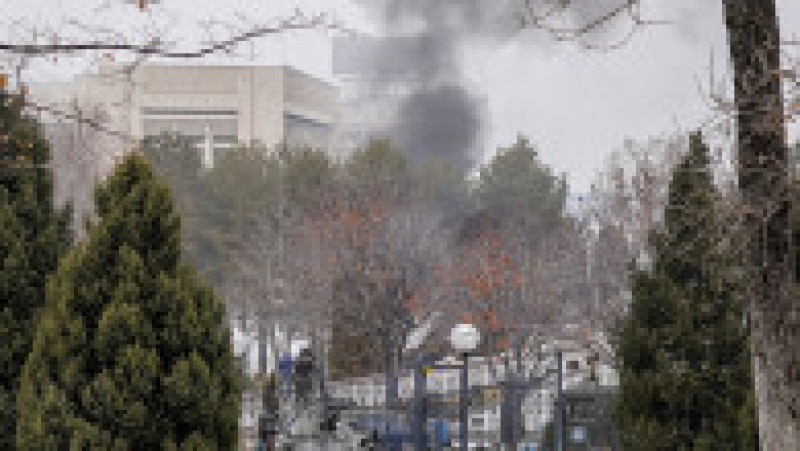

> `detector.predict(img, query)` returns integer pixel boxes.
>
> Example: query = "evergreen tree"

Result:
[15,153,241,450]
[281,145,336,219]
[616,132,758,450]
[476,134,568,237]
[345,137,410,208]
[0,87,72,449]
[141,135,232,289]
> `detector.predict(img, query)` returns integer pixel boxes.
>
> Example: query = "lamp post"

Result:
[403,312,442,451]
[449,323,481,451]
[413,355,427,451]
[555,350,564,451]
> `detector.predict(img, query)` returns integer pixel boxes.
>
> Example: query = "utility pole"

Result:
[413,356,427,451]
[385,341,400,451]
[459,352,469,451]
[555,350,564,451]
[315,331,329,451]
[501,378,515,446]
[404,313,441,451]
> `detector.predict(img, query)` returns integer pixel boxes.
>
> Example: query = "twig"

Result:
[0,12,357,58]
[24,99,133,142]
[519,0,670,51]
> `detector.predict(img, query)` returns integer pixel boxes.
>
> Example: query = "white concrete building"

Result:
[29,62,340,237]
[30,62,340,169]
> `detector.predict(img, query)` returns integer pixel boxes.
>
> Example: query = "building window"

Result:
[141,107,239,157]
[284,112,330,148]
[142,107,238,116]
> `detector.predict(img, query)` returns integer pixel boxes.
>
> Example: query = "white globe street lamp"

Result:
[449,323,480,353]
[449,323,480,450]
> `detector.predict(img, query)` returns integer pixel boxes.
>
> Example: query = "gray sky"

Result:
[3,0,799,192]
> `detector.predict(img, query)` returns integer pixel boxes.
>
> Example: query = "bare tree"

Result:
[0,9,350,60]
[517,0,669,50]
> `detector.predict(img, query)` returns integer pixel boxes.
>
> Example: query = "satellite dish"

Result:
[404,311,442,352]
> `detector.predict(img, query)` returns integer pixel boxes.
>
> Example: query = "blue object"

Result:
[434,419,449,447]
[278,354,293,375]
[278,354,293,394]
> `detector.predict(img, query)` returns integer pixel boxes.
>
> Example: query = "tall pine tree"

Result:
[476,134,568,237]
[616,132,758,450]
[0,87,72,449]
[15,153,241,450]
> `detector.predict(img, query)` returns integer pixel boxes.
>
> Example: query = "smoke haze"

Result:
[343,0,642,171]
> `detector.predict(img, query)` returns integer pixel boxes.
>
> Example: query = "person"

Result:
[278,353,293,396]
[259,374,280,451]
[293,348,314,406]
[321,409,339,433]
[359,429,382,449]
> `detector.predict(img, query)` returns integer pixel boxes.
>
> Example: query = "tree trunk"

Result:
[723,1,798,449]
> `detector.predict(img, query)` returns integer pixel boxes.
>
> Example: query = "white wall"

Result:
[30,64,338,149]
[231,324,260,375]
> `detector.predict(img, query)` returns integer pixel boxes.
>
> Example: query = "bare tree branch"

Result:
[0,11,356,58]
[697,44,800,130]
[25,99,134,142]
[518,0,670,50]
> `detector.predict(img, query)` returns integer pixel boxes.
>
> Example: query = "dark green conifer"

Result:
[476,134,568,235]
[616,132,758,450]
[0,87,72,450]
[16,153,241,450]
